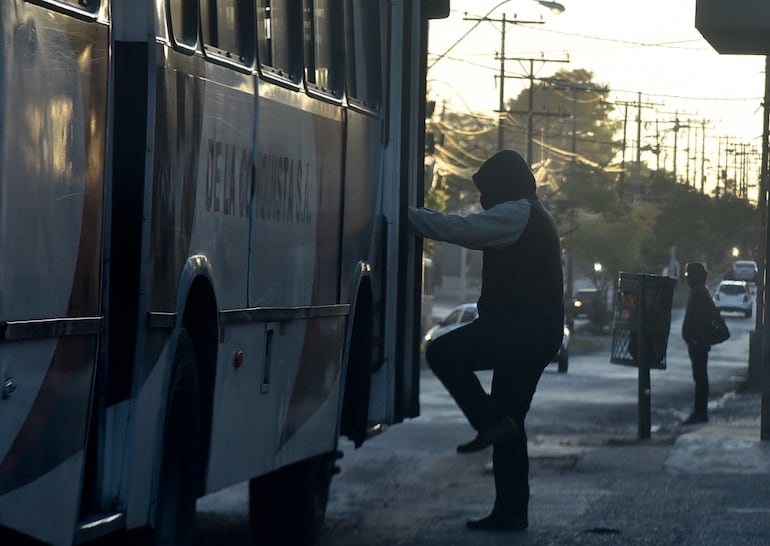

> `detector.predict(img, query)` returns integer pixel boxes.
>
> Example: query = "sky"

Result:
[427,0,767,195]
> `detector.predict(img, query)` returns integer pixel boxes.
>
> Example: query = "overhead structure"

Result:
[695,0,770,54]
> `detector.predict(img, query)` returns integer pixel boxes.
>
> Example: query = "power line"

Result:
[428,54,762,105]
[519,26,712,51]
[429,1,546,69]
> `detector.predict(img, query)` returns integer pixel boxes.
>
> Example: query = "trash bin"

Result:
[610,272,676,370]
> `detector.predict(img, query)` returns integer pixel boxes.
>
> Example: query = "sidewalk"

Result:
[525,389,770,545]
[665,396,769,476]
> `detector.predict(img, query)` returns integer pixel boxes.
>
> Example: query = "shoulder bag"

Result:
[707,307,730,345]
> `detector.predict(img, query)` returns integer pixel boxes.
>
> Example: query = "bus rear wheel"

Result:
[249,453,335,546]
[152,330,200,546]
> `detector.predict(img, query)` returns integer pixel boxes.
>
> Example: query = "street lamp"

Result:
[535,0,566,13]
[429,0,567,70]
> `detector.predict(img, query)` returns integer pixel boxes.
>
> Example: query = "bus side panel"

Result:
[277,100,345,458]
[394,0,427,422]
[339,112,382,309]
[376,0,428,426]
[340,110,387,423]
[148,61,254,313]
[0,3,107,544]
[126,51,259,520]
[206,315,345,491]
[211,88,346,478]
[249,90,342,309]
[147,57,208,315]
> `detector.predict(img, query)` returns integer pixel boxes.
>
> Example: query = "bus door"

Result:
[0,2,108,544]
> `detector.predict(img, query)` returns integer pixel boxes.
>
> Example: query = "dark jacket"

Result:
[476,200,562,320]
[682,284,714,347]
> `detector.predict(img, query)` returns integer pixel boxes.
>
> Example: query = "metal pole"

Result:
[620,104,628,191]
[635,92,642,196]
[700,120,707,193]
[761,55,770,441]
[497,14,506,151]
[638,277,651,440]
[526,58,534,164]
[673,114,679,183]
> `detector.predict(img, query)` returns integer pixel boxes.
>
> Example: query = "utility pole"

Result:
[636,93,643,191]
[673,115,689,184]
[616,94,662,199]
[700,119,708,193]
[620,103,629,189]
[497,14,509,152]
[716,135,722,196]
[463,14,545,154]
[760,55,770,441]
[507,58,570,162]
[724,136,735,195]
[685,120,693,187]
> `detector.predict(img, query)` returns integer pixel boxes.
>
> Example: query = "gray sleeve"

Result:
[407,200,531,250]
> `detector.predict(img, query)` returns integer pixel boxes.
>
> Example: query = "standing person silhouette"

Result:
[681,261,714,424]
[408,150,563,531]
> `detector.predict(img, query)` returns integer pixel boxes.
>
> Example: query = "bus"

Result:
[0,0,448,544]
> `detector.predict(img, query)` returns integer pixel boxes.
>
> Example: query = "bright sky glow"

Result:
[428,0,766,196]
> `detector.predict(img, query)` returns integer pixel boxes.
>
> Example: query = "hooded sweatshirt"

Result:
[408,150,563,320]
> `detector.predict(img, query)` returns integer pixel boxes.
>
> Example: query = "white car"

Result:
[730,260,758,283]
[713,280,753,318]
[422,303,479,349]
[422,303,571,372]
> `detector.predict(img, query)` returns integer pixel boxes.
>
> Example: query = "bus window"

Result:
[200,0,256,65]
[38,0,100,13]
[257,0,302,83]
[168,0,199,49]
[302,0,343,98]
[345,0,382,110]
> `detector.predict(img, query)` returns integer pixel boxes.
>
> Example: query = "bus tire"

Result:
[248,453,335,546]
[152,330,200,546]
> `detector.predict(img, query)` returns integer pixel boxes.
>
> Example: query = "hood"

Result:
[685,262,707,287]
[472,150,536,209]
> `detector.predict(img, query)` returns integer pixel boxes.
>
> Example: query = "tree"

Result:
[643,171,759,273]
[425,109,496,212]
[504,68,621,167]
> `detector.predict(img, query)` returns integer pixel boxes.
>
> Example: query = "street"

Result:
[191,306,762,545]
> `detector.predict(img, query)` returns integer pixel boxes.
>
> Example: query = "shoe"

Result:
[456,417,518,454]
[467,512,528,531]
[682,412,708,425]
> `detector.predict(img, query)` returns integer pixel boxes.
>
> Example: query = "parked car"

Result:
[552,326,570,373]
[422,303,571,372]
[731,260,758,283]
[713,280,753,318]
[422,303,478,349]
[571,288,600,318]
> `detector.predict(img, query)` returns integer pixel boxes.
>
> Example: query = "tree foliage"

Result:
[505,68,621,166]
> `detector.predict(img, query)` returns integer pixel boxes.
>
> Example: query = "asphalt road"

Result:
[190,305,758,545]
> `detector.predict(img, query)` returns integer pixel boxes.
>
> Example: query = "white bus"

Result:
[0,1,448,544]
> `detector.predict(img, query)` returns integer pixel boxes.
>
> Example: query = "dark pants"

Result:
[687,343,709,416]
[425,313,561,519]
